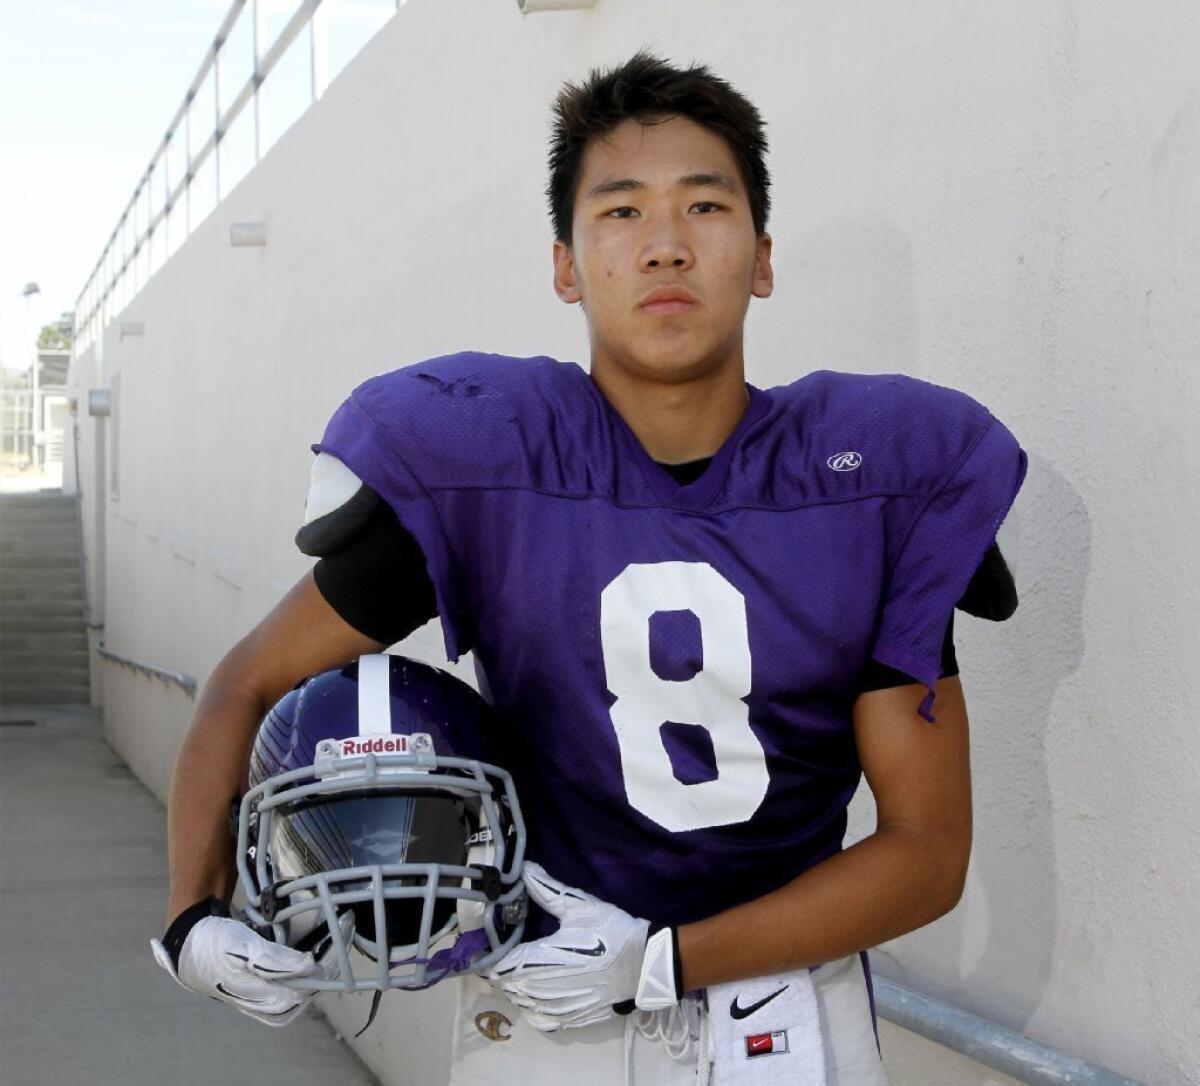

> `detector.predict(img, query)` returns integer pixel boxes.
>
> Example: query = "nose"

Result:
[641,216,694,271]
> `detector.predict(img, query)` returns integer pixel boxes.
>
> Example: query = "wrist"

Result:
[160,895,231,972]
[634,922,682,1010]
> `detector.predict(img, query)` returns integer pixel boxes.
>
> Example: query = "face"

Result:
[553,114,773,388]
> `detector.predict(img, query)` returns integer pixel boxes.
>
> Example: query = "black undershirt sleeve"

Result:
[858,611,959,692]
[311,457,962,689]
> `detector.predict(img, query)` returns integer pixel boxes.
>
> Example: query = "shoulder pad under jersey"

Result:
[779,371,1025,620]
[958,541,1017,620]
[295,451,383,556]
[338,351,600,493]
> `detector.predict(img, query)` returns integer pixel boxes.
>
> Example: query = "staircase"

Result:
[0,491,90,705]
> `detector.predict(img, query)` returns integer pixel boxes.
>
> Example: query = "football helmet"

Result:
[236,653,526,994]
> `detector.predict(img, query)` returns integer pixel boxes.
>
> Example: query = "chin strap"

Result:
[355,991,385,1038]
[353,928,493,1037]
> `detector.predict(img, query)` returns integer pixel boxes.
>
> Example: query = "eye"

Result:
[604,202,724,219]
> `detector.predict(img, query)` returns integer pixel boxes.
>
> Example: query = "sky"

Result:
[0,0,397,372]
[0,0,240,370]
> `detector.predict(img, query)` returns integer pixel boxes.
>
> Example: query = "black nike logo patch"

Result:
[729,984,789,1020]
[548,939,606,957]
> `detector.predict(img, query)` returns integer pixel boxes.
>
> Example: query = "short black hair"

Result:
[546,50,771,246]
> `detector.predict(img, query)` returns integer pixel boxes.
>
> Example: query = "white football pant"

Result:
[449,950,889,1085]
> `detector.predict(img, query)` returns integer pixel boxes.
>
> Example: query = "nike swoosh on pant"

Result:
[730,984,790,1020]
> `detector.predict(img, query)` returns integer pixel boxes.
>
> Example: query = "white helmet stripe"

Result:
[356,654,393,736]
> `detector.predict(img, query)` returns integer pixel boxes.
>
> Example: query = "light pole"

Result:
[22,281,41,469]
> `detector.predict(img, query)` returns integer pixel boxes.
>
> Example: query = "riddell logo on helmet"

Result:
[337,736,412,755]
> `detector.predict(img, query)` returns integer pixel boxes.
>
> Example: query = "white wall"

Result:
[69,1,1199,1083]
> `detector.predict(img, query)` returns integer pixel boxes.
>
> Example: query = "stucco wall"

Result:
[69,1,1199,1083]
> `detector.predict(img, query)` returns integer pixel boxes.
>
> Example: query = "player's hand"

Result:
[150,897,337,1027]
[484,862,679,1032]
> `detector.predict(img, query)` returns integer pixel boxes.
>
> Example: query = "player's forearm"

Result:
[164,681,265,924]
[676,824,965,991]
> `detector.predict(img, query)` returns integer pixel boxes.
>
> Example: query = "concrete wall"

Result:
[68,1,1199,1083]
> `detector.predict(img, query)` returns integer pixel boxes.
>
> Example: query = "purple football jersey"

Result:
[314,352,1027,926]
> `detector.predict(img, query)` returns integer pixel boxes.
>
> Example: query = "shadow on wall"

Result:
[788,217,1091,1040]
[948,455,1089,1028]
[866,442,1089,1031]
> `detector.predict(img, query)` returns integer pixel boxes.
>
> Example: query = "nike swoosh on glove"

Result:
[150,899,340,1027]
[484,862,678,1032]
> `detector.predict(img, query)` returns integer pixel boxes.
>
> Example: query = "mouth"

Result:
[640,299,696,315]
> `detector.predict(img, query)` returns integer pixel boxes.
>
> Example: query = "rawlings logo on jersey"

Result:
[826,451,862,471]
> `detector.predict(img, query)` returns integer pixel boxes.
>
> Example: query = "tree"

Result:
[37,313,74,351]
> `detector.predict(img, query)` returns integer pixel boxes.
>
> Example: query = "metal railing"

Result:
[72,0,404,353]
[875,977,1143,1085]
[96,643,197,697]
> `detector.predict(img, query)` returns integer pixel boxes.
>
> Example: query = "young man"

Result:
[155,52,1026,1084]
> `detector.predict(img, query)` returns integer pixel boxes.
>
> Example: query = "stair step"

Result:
[0,571,83,588]
[0,619,88,633]
[1,555,80,568]
[0,667,91,688]
[0,596,86,610]
[0,509,78,520]
[0,633,88,652]
[1,574,84,590]
[0,516,78,529]
[0,555,80,565]
[0,624,89,639]
[1,590,85,606]
[1,524,79,535]
[1,530,80,542]
[0,609,87,623]
[2,646,90,664]
[0,686,90,706]
[0,506,77,516]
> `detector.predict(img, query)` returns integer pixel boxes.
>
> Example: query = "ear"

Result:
[751,232,774,300]
[552,239,583,305]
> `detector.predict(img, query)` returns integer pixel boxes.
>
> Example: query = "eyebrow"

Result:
[584,171,739,200]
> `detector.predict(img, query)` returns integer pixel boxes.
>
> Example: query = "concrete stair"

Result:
[0,491,90,705]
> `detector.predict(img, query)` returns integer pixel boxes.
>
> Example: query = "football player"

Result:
[155,51,1026,1085]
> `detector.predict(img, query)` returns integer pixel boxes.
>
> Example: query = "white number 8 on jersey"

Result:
[600,561,769,832]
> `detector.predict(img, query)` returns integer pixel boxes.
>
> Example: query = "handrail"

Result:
[875,976,1143,1085]
[96,643,197,697]
[72,0,405,354]
[70,422,92,629]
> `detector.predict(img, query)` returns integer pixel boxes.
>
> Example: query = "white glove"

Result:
[484,862,679,1032]
[151,899,338,1028]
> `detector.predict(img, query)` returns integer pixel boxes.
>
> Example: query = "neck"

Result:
[591,361,751,464]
